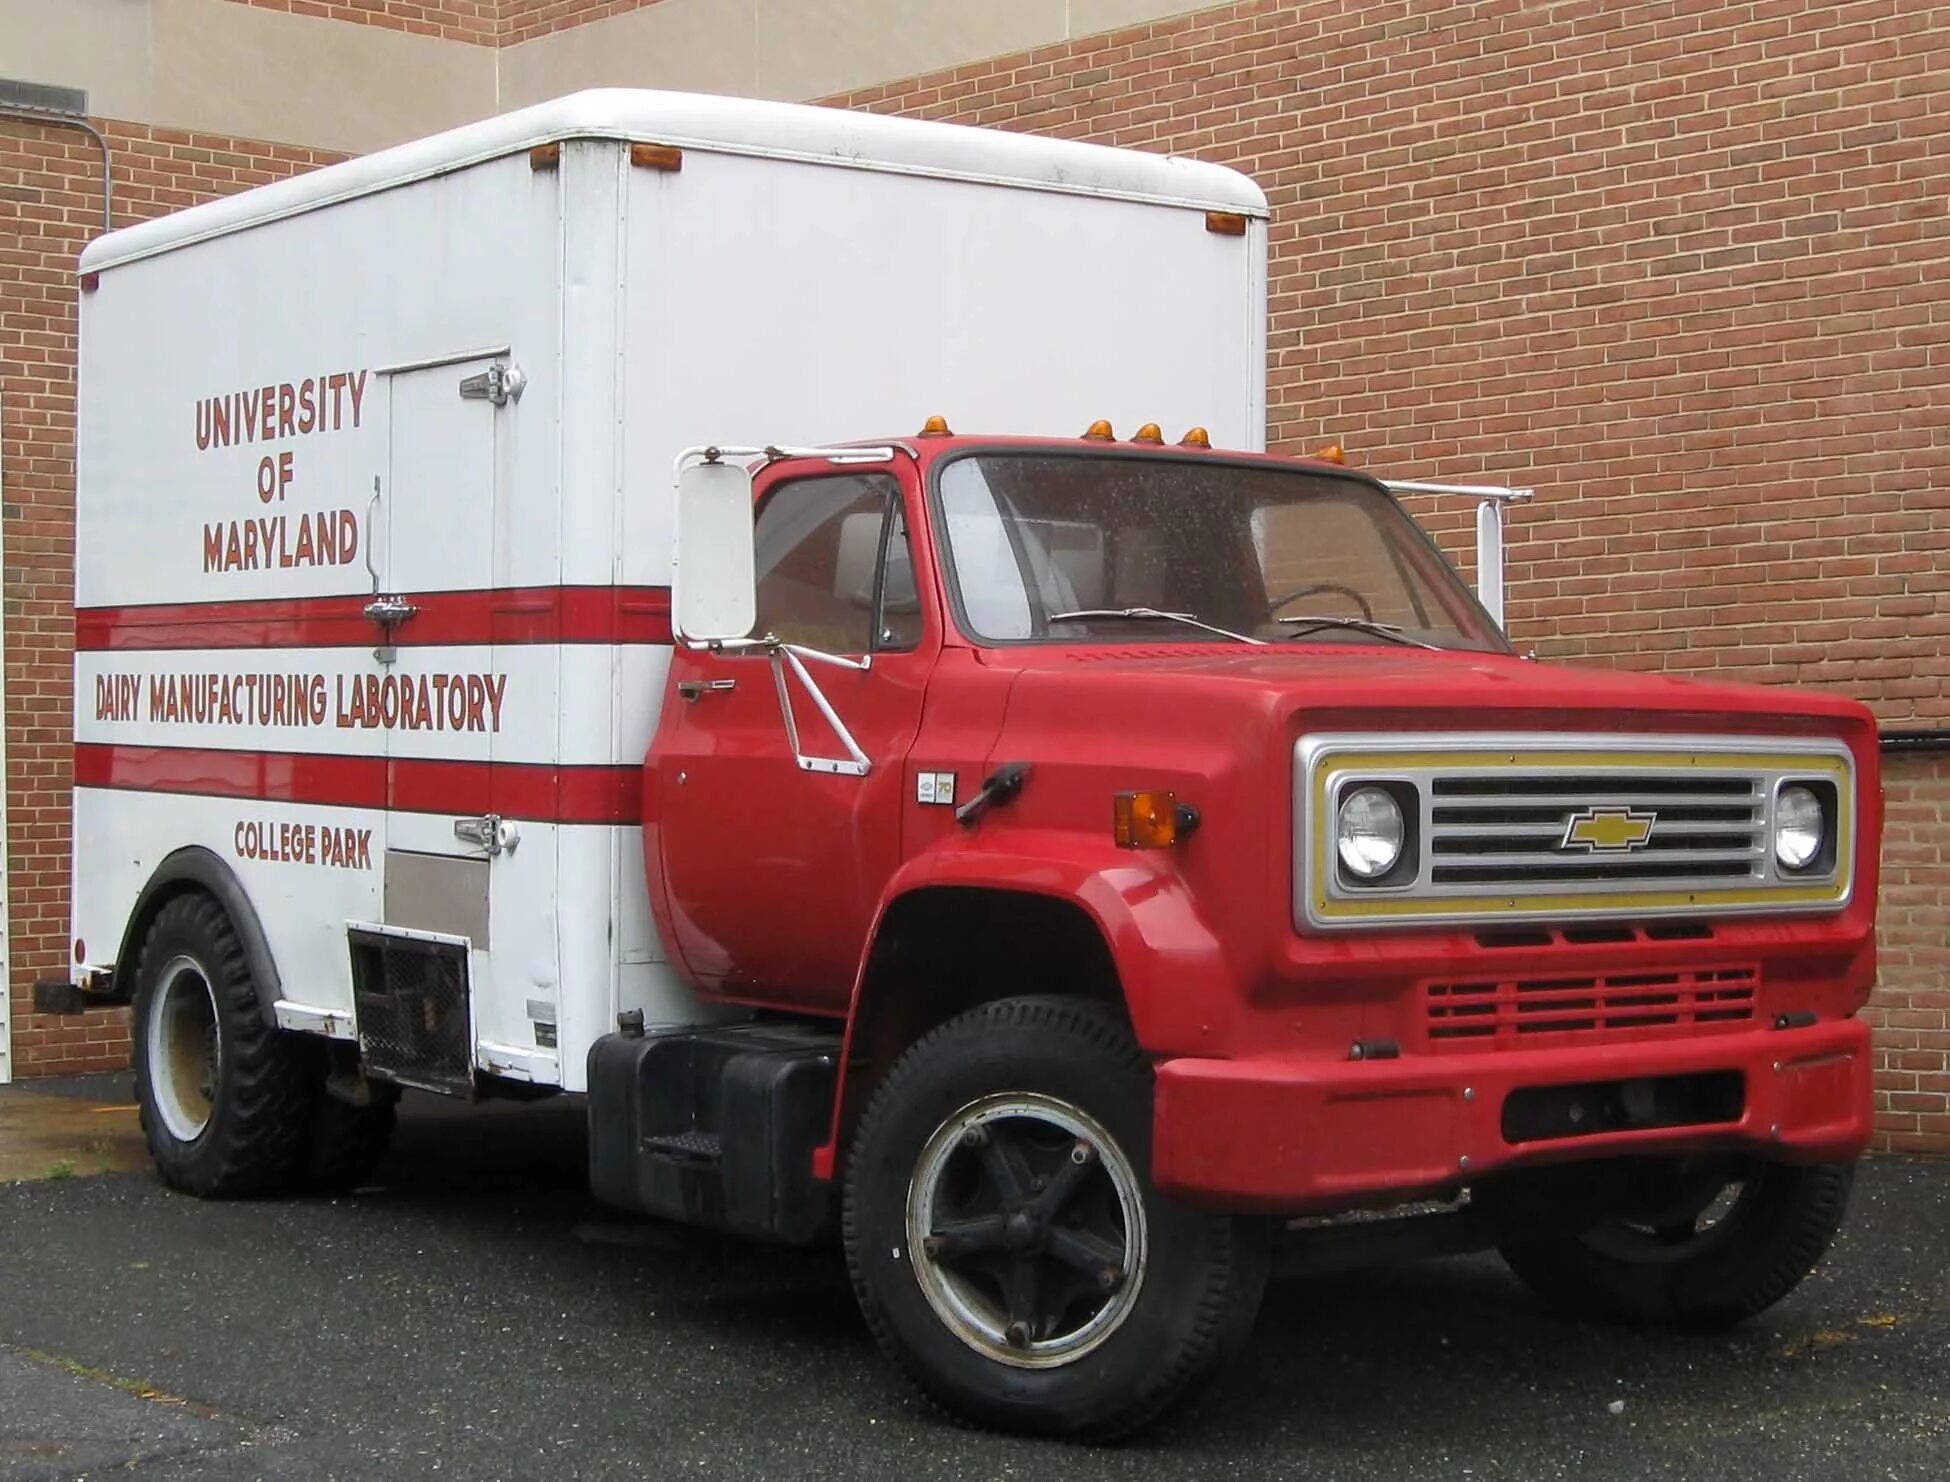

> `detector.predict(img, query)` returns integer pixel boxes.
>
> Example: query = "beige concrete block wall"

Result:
[4,0,1233,152]
[1,0,494,152]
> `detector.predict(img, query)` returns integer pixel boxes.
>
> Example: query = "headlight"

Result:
[1774,785,1824,871]
[1337,786,1405,880]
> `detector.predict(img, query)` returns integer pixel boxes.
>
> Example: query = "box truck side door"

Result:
[654,460,935,1013]
[358,354,560,1090]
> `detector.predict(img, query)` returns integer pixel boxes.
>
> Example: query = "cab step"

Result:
[587,1021,841,1244]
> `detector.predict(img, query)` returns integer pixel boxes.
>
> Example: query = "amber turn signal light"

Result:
[1083,419,1116,441]
[631,142,684,172]
[1179,426,1211,448]
[1114,791,1198,848]
[1132,422,1164,444]
[918,414,953,436]
[1205,211,1249,236]
[1312,441,1347,465]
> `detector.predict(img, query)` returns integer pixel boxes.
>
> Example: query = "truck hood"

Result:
[988,643,1873,740]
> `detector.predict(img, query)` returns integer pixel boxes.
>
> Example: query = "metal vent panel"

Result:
[348,924,471,1094]
[0,80,89,116]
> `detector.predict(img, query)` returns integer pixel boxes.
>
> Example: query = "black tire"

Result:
[305,1094,398,1193]
[132,893,313,1198]
[843,997,1270,1441]
[1499,1157,1855,1330]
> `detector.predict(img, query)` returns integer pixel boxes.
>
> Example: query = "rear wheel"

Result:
[1499,1156,1855,1330]
[133,894,312,1198]
[843,997,1269,1440]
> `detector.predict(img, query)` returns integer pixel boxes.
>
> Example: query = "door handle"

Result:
[364,594,419,626]
[677,678,737,701]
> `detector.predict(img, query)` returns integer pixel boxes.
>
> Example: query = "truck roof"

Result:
[80,88,1269,274]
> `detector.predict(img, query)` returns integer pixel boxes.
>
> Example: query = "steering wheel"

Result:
[1263,582,1374,622]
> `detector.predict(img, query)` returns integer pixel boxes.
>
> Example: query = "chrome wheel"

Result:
[905,1092,1148,1370]
[147,954,220,1143]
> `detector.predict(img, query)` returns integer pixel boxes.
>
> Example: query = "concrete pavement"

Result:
[0,1077,1945,1479]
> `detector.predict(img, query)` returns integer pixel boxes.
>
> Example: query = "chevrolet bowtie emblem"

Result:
[1560,806,1657,852]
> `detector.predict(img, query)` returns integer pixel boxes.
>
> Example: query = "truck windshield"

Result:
[933,453,1510,652]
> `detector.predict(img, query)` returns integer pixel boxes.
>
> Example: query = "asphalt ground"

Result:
[1,1077,1946,1481]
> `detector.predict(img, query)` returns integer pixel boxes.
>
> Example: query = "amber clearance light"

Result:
[1114,791,1200,849]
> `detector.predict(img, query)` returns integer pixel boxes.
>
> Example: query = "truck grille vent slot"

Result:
[1426,772,1764,889]
[1425,964,1759,1052]
[1474,921,1716,950]
[349,928,471,1094]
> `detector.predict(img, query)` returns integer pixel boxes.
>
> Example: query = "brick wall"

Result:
[497,1,665,46]
[1868,750,1950,1152]
[217,0,660,44]
[0,116,345,1075]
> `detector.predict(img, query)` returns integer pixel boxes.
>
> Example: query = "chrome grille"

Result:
[1428,773,1764,887]
[1295,732,1856,930]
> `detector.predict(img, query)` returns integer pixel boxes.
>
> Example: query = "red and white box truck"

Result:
[61,90,1879,1438]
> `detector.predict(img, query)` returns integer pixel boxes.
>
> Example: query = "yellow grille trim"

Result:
[1310,748,1853,923]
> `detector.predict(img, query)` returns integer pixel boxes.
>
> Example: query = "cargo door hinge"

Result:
[454,814,519,856]
[458,360,526,407]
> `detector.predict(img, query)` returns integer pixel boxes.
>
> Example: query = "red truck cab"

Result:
[611,425,1875,1437]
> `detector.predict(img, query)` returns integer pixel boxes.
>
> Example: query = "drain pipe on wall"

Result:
[0,85,112,236]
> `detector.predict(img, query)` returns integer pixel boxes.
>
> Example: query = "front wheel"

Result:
[1499,1156,1855,1330]
[843,997,1269,1440]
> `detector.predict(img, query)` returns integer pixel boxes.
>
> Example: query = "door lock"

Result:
[364,593,419,666]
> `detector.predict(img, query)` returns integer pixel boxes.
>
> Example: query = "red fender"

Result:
[810,831,1237,1179]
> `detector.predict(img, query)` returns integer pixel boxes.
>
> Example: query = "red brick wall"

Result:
[831,0,1950,1149]
[497,1,666,45]
[218,0,499,44]
[0,117,345,1075]
[215,0,663,44]
[1869,750,1950,1152]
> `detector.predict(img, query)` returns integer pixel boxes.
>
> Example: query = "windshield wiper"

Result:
[1047,607,1265,646]
[1276,616,1439,650]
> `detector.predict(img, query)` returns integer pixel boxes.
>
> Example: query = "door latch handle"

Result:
[677,678,737,701]
[364,594,419,626]
[455,814,518,856]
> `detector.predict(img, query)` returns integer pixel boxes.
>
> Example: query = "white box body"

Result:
[73,90,1268,1091]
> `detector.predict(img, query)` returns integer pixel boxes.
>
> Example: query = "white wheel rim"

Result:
[147,955,220,1143]
[905,1092,1148,1370]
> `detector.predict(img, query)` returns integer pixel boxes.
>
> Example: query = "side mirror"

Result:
[674,459,757,643]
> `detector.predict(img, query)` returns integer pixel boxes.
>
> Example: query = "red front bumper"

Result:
[1151,1017,1872,1214]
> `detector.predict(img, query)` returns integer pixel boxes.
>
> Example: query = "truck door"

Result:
[355,354,559,1091]
[655,460,935,1012]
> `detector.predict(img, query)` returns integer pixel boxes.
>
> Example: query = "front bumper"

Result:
[1151,1017,1871,1213]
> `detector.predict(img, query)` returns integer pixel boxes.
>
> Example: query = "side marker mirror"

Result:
[674,459,757,643]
